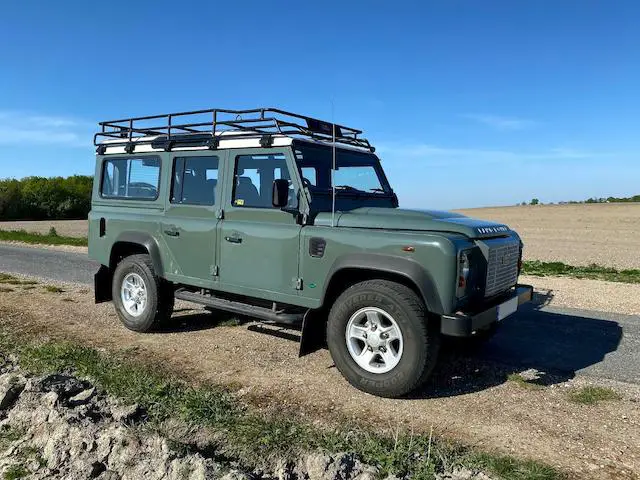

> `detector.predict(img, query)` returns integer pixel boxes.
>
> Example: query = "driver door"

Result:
[218,148,302,303]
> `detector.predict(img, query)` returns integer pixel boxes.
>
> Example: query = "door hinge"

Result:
[295,278,303,290]
[216,209,224,220]
[211,265,219,277]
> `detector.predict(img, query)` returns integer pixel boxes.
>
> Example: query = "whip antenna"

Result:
[331,100,336,228]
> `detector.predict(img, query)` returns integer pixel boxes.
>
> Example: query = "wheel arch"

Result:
[321,254,443,315]
[109,232,164,275]
[95,232,165,304]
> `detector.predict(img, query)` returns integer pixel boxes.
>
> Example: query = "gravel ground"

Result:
[520,275,640,316]
[0,279,639,479]
[457,203,640,270]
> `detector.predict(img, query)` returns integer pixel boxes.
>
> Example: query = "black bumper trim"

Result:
[440,284,533,337]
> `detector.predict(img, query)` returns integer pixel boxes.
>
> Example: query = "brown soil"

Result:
[0,280,638,479]
[3,203,639,269]
[0,219,87,238]
[456,203,640,270]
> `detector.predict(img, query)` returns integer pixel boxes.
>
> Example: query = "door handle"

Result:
[225,235,242,244]
[164,229,180,237]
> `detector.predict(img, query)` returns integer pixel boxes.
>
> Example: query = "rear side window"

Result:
[101,157,160,200]
[171,156,219,206]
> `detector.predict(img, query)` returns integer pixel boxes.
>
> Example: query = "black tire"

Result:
[111,254,174,333]
[327,280,440,398]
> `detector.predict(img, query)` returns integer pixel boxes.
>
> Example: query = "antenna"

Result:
[331,99,336,228]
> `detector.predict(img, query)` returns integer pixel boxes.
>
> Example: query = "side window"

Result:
[300,167,317,186]
[171,156,218,206]
[232,154,297,209]
[101,157,160,200]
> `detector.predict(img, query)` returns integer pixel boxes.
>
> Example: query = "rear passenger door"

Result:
[161,153,222,288]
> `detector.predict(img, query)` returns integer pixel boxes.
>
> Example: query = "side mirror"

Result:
[272,179,289,208]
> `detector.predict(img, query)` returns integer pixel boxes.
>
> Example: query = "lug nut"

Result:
[371,324,377,331]
[368,346,373,352]
[381,332,388,339]
[379,346,387,353]
[362,332,367,338]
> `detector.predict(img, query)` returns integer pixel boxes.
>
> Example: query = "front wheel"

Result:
[112,254,174,332]
[327,280,440,398]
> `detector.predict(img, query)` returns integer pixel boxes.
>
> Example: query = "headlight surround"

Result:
[457,249,472,298]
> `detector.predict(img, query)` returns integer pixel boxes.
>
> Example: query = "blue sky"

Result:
[1,0,639,209]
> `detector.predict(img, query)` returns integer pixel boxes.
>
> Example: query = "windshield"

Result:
[295,144,391,194]
[294,143,396,211]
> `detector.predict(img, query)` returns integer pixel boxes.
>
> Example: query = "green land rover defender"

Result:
[89,107,532,398]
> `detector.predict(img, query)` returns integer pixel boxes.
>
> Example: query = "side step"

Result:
[174,289,305,326]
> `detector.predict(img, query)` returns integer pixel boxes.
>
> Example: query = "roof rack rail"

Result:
[94,107,374,152]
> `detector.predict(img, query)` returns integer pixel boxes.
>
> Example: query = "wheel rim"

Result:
[120,273,148,317]
[345,307,404,374]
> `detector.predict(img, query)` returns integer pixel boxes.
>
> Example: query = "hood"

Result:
[314,208,512,239]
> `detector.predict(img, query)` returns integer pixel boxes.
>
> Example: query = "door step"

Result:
[174,289,305,325]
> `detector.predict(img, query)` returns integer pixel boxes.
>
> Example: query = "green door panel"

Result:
[220,214,301,293]
[217,147,303,304]
[161,205,218,287]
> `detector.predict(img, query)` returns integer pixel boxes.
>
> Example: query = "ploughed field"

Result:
[1,203,639,269]
[456,203,640,270]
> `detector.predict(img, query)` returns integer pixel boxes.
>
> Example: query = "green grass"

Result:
[522,260,640,284]
[0,426,25,451]
[0,273,38,286]
[44,285,64,294]
[567,386,621,405]
[507,373,543,390]
[2,465,29,480]
[0,330,565,480]
[0,229,87,247]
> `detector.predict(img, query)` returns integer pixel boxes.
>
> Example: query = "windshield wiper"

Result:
[369,188,386,193]
[334,185,361,191]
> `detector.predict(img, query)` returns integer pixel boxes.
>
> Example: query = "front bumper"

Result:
[440,284,533,337]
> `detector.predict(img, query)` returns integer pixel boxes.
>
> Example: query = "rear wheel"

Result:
[327,280,440,398]
[112,254,174,332]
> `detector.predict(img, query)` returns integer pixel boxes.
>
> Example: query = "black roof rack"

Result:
[94,107,374,153]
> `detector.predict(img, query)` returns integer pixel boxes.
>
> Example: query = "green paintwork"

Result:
[89,142,522,316]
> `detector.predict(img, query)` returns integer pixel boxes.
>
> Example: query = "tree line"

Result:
[0,176,93,220]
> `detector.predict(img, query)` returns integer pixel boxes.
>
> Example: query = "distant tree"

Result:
[0,175,93,220]
[530,198,539,205]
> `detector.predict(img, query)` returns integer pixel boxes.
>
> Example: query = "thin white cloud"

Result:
[461,114,537,131]
[0,111,92,147]
[376,142,609,165]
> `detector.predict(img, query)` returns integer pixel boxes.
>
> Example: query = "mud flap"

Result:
[299,310,327,357]
[94,266,113,304]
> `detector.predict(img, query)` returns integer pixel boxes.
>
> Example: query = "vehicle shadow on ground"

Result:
[160,309,249,333]
[159,290,624,399]
[413,289,625,399]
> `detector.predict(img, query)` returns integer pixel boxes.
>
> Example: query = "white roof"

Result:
[98,131,373,155]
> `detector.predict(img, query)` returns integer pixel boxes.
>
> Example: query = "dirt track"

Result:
[0,281,638,480]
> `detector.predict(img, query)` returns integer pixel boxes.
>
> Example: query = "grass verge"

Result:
[0,229,87,247]
[507,373,543,390]
[567,386,621,405]
[522,260,640,284]
[0,328,565,480]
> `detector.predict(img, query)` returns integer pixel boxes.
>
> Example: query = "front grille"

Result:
[485,240,519,297]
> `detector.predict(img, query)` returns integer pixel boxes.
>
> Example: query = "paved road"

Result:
[0,243,638,385]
